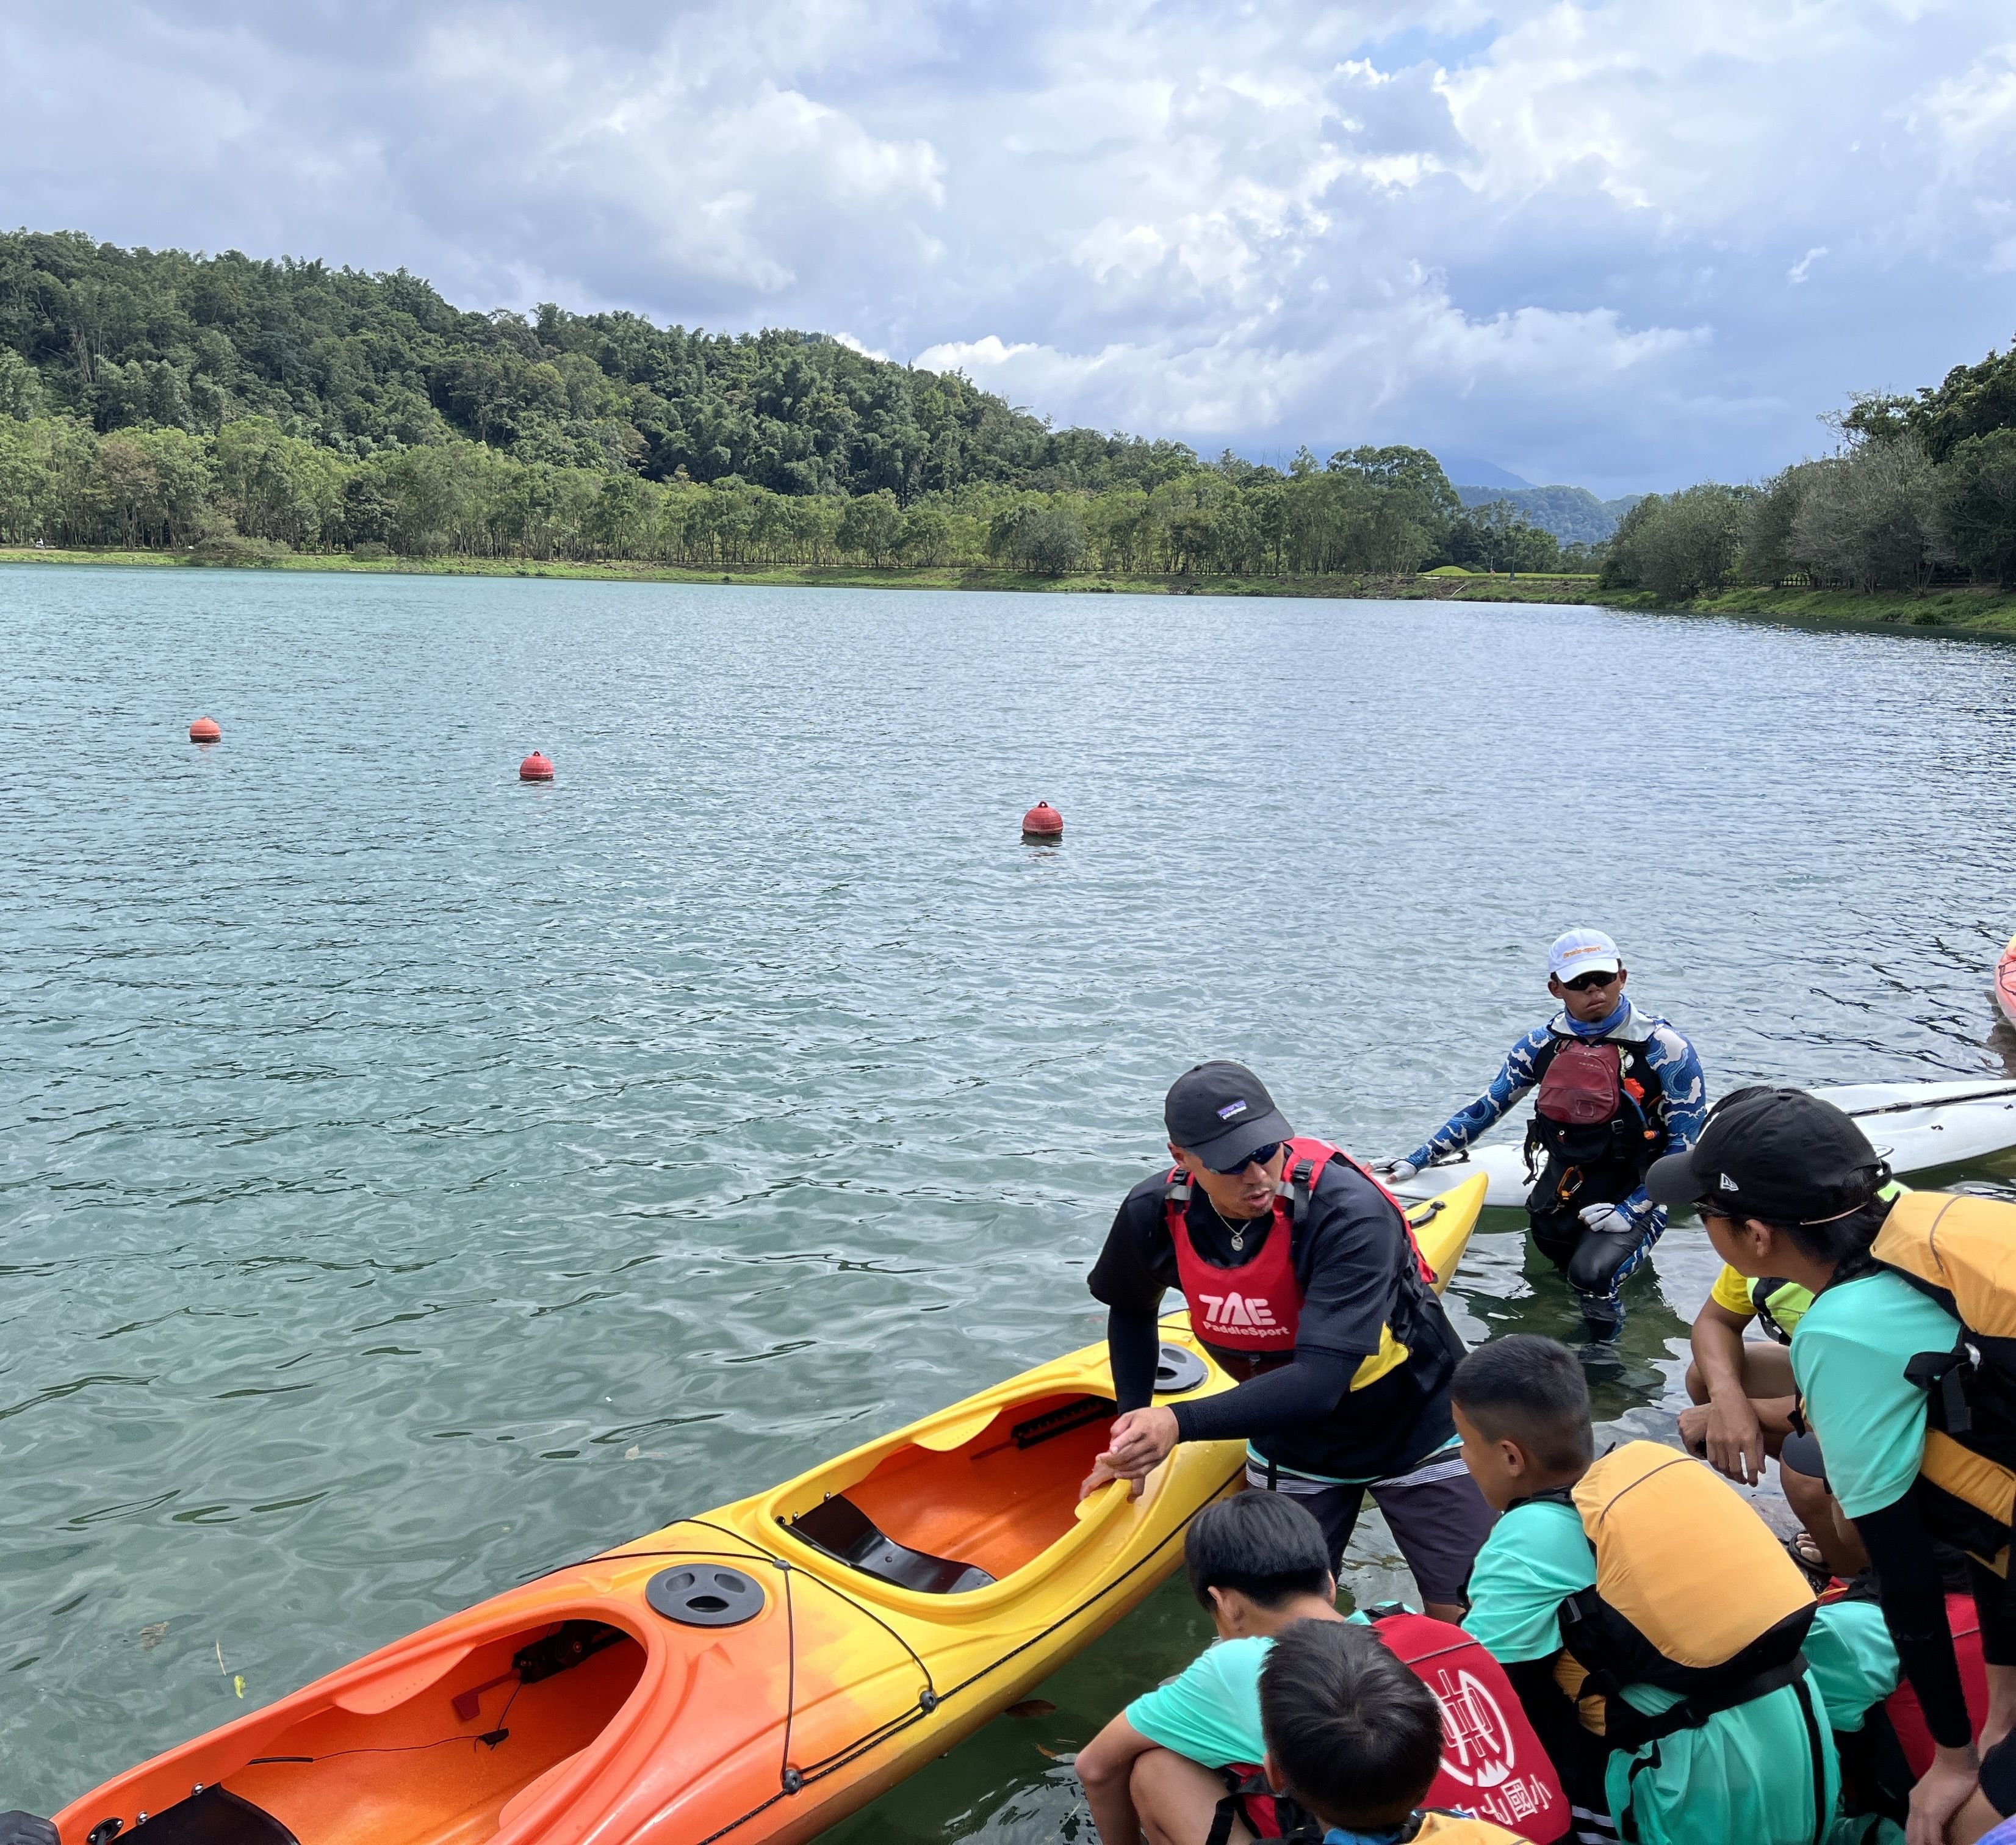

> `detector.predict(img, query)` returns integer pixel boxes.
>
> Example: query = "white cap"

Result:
[1549,928,1621,983]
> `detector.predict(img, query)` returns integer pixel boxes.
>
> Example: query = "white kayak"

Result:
[1386,1078,2016,1211]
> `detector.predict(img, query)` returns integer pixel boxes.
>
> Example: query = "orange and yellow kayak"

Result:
[55,1176,1484,1845]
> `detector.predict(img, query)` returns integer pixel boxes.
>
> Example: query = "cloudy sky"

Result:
[5,1,2014,493]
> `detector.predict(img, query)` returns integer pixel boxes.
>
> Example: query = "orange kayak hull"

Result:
[53,1175,1486,1845]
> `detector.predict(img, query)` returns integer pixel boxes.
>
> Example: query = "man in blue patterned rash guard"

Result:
[1381,930,1706,1370]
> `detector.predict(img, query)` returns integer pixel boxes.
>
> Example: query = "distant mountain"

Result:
[1438,457,1533,490]
[1451,482,1645,546]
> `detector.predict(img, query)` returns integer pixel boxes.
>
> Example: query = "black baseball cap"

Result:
[1164,1062,1293,1166]
[1644,1085,1887,1222]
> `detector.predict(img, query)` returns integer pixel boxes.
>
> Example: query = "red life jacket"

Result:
[1208,1617,1568,1845]
[1378,1612,1571,1843]
[1164,1136,1431,1356]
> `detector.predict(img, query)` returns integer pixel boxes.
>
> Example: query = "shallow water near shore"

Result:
[4,568,2016,1832]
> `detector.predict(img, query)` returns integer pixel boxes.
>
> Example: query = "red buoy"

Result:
[519,751,554,782]
[189,717,221,743]
[1021,800,1064,839]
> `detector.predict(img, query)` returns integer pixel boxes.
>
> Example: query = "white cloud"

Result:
[2,0,2014,489]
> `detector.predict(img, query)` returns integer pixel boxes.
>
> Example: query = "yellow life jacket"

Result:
[1540,1442,1819,1752]
[1871,1190,2016,1574]
[1408,1815,1526,1843]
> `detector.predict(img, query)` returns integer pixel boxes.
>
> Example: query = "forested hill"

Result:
[0,229,1199,497]
[1451,482,1643,546]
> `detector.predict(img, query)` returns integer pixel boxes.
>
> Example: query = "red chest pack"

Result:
[1535,1039,1625,1126]
[1164,1137,1430,1356]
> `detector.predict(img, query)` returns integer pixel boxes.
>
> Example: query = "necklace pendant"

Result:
[1231,1231,1245,1252]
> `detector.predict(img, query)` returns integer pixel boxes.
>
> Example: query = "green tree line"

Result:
[0,230,1575,577]
[1602,341,2016,602]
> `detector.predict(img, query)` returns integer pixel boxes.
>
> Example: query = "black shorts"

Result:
[1979,1730,2016,1818]
[1780,1430,1827,1484]
[1245,1446,1496,1605]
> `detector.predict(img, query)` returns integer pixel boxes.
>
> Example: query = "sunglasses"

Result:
[1562,969,1622,992]
[1206,1143,1282,1176]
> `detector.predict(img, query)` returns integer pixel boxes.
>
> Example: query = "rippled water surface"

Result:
[5,567,2016,1832]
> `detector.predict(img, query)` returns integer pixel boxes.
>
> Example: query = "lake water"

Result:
[4,566,2016,1835]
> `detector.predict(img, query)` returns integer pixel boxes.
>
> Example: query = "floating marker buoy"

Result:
[519,751,554,782]
[1021,801,1063,839]
[189,717,221,743]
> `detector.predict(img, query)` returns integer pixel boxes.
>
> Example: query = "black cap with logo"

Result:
[1164,1061,1294,1168]
[1644,1085,1887,1222]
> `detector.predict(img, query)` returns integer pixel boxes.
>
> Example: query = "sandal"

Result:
[1782,1531,1832,1589]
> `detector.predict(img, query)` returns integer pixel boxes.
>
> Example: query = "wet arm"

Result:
[1403,1028,1548,1169]
[1617,1027,1708,1222]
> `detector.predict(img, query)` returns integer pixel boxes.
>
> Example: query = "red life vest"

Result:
[1377,1612,1571,1843]
[1208,1617,1568,1845]
[1164,1136,1430,1356]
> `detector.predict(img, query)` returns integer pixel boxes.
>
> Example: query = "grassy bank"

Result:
[6,546,2015,635]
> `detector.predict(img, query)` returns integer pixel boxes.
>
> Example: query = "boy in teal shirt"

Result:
[1257,1617,1521,1844]
[1452,1335,1840,1845]
[1077,1492,1354,1845]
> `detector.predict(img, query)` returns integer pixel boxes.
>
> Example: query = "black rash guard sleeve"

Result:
[1970,1556,2016,1669]
[1167,1349,1355,1443]
[1851,1494,1973,1749]
[1109,1307,1162,1414]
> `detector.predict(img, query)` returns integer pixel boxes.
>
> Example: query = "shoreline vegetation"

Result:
[5,232,2016,634]
[9,544,2015,635]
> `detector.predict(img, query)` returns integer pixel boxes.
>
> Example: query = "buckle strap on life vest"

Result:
[1907,1340,1975,1437]
[1615,1670,1826,1845]
[1576,1645,1812,1753]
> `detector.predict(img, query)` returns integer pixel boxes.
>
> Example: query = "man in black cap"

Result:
[1082,1061,1492,1622]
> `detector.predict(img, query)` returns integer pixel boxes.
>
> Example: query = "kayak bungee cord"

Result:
[677,1465,1248,1845]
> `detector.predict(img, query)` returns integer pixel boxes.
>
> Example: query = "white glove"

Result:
[1579,1202,1635,1238]
[1378,1158,1420,1182]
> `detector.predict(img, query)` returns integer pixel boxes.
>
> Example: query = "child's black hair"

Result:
[1450,1334,1595,1473]
[1259,1619,1444,1829]
[1183,1492,1333,1612]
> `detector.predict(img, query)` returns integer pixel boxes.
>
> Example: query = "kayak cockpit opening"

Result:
[788,1492,996,1594]
[83,1617,647,1845]
[777,1390,1118,1591]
